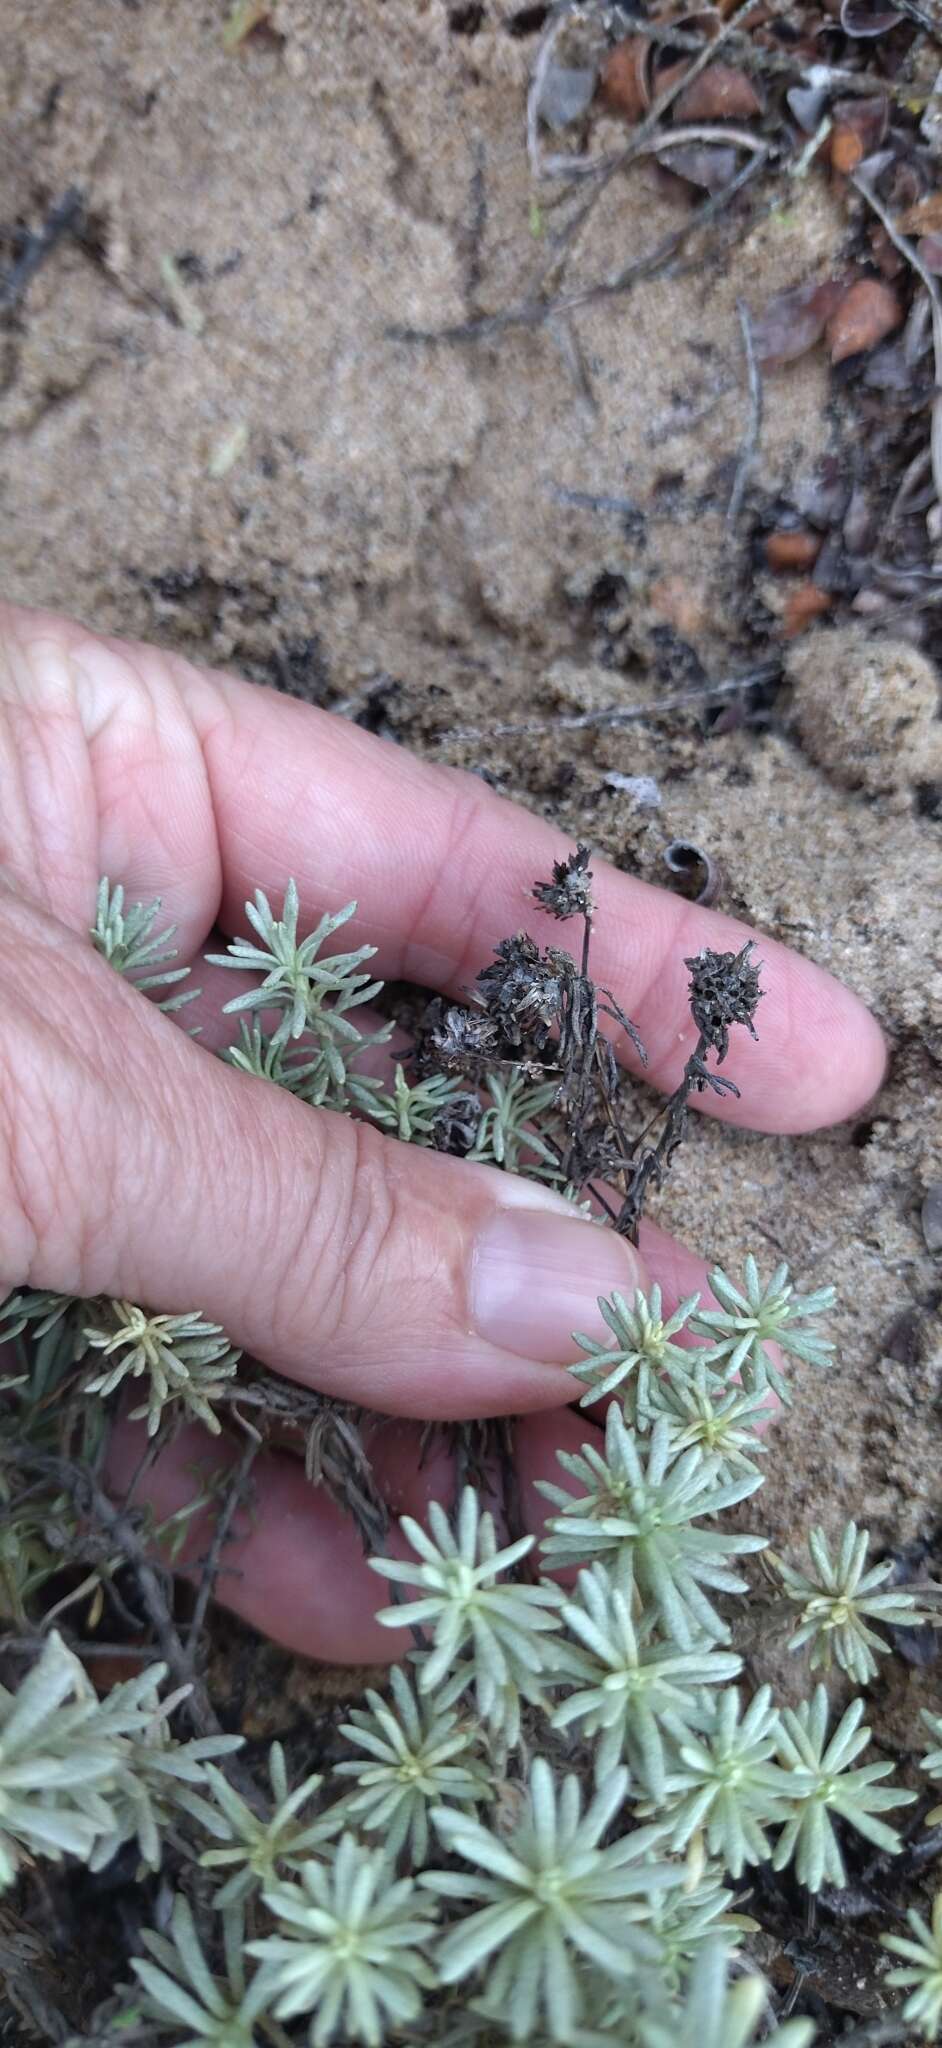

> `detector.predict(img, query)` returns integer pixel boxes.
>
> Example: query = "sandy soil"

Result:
[2,0,940,1772]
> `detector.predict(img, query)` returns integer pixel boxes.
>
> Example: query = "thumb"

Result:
[0,890,644,1419]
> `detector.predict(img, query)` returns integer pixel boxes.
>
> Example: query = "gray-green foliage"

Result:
[4,874,937,2047]
[772,1518,931,1684]
[0,1633,239,1890]
[92,879,198,1012]
[250,1833,438,2046]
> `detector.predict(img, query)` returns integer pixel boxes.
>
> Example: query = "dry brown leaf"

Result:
[765,529,823,572]
[673,62,763,121]
[598,38,650,121]
[826,277,902,363]
[897,190,942,234]
[752,275,848,368]
[782,583,833,636]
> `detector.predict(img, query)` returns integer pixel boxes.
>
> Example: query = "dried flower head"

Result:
[685,944,762,1063]
[533,843,595,922]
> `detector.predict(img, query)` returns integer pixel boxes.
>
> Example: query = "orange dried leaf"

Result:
[765,529,822,572]
[826,277,902,363]
[599,38,650,121]
[674,62,763,121]
[830,122,865,174]
[782,583,833,636]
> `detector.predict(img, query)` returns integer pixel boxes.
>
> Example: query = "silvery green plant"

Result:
[91,879,197,1012]
[648,1684,790,1878]
[551,1562,742,1794]
[424,1758,682,2042]
[771,1686,915,1892]
[81,1301,241,1436]
[199,1740,340,1906]
[470,1071,562,1176]
[772,1519,931,1684]
[0,1633,239,1890]
[568,1283,701,1410]
[641,1940,816,2048]
[332,1662,491,1863]
[249,1833,438,2046]
[882,1893,942,2042]
[370,1488,563,1748]
[206,883,387,1088]
[537,1409,766,1646]
[689,1256,836,1404]
[127,1895,280,2047]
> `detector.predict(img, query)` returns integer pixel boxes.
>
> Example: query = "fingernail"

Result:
[471,1207,644,1364]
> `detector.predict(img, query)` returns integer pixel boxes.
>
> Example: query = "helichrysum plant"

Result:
[650,1684,790,1878]
[250,1833,438,2046]
[689,1255,836,1405]
[332,1662,491,1863]
[4,855,937,2047]
[772,1519,931,1684]
[882,1894,942,2042]
[91,878,197,1012]
[568,1283,702,1411]
[537,1408,766,1646]
[551,1562,742,1794]
[199,1740,340,1905]
[0,1633,239,1891]
[127,1895,274,2047]
[370,1487,563,1748]
[81,1301,241,1436]
[771,1686,915,1892]
[425,1758,682,2042]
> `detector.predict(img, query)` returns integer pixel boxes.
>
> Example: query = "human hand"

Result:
[0,604,885,1663]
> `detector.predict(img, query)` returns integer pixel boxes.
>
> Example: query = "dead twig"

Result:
[852,166,942,503]
[727,297,763,528]
[184,1424,259,1655]
[391,143,768,345]
[435,659,781,744]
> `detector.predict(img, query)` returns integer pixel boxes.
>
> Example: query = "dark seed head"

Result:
[533,843,595,923]
[684,941,763,1062]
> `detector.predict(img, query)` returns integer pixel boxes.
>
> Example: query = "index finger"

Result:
[185,660,885,1135]
[6,608,885,1135]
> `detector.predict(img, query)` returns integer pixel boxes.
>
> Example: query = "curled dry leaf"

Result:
[673,62,763,122]
[765,528,822,572]
[657,142,740,191]
[752,275,848,368]
[826,277,903,363]
[829,97,888,176]
[840,0,903,30]
[598,37,650,121]
[782,582,833,636]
